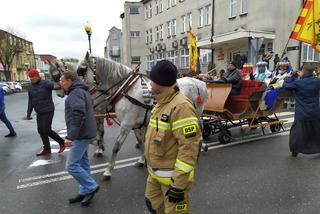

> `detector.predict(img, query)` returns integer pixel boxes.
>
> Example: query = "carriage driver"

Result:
[145,60,202,214]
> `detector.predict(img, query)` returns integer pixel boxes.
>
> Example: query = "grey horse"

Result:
[79,52,207,180]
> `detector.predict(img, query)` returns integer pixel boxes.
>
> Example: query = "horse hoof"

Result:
[203,144,209,152]
[135,143,140,149]
[134,162,144,168]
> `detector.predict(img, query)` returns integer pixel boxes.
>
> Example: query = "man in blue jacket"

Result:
[283,61,320,157]
[0,87,16,137]
[60,71,98,206]
[26,69,65,156]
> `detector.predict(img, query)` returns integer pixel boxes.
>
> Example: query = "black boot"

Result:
[69,195,85,204]
[5,132,16,138]
[81,186,99,206]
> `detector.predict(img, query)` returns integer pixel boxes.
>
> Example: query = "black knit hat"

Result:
[150,60,177,86]
[229,61,237,67]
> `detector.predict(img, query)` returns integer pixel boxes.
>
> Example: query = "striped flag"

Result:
[290,0,320,52]
[189,25,199,73]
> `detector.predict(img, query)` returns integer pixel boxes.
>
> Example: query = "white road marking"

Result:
[17,162,136,189]
[20,156,140,183]
[29,160,60,168]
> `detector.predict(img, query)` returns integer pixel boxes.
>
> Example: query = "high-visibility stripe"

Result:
[147,165,172,185]
[172,117,199,130]
[149,119,171,130]
[175,159,194,173]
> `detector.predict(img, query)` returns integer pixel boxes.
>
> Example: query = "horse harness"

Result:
[78,58,153,129]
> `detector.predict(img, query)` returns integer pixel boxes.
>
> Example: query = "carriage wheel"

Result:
[202,124,212,139]
[218,129,232,144]
[270,123,281,133]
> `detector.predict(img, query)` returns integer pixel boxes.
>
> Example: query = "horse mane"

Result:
[95,56,133,86]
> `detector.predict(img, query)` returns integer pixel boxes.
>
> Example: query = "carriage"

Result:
[201,80,289,144]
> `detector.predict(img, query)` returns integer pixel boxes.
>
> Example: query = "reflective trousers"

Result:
[145,175,191,214]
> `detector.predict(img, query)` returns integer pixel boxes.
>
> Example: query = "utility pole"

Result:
[210,0,215,67]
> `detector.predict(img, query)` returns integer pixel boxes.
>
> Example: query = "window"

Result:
[129,6,139,14]
[241,0,248,14]
[167,21,172,37]
[147,55,155,71]
[205,5,211,25]
[156,53,166,62]
[159,0,163,12]
[230,0,237,18]
[199,8,204,27]
[171,0,177,6]
[146,31,149,43]
[155,0,159,15]
[188,13,193,28]
[149,29,153,43]
[200,49,211,64]
[180,48,190,69]
[145,6,149,19]
[167,0,171,9]
[160,24,164,40]
[130,31,140,37]
[267,42,273,52]
[149,4,153,18]
[155,26,159,41]
[181,15,187,33]
[167,50,178,66]
[131,56,141,64]
[303,44,320,61]
[172,19,177,36]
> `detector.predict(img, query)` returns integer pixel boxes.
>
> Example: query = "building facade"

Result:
[121,1,146,70]
[0,29,35,81]
[198,0,305,71]
[142,0,213,74]
[104,27,123,63]
[35,54,57,79]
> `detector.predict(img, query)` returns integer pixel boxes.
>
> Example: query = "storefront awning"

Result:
[198,30,276,49]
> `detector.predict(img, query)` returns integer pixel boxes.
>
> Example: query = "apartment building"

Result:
[121,1,146,69]
[198,0,306,70]
[104,27,123,63]
[142,0,213,73]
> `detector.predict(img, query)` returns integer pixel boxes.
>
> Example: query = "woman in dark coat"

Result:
[283,62,320,157]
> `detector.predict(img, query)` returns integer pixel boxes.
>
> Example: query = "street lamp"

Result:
[84,22,92,54]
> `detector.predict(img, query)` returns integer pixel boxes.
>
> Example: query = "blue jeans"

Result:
[0,107,15,134]
[66,139,97,195]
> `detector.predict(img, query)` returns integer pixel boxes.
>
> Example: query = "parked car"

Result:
[5,81,22,92]
[20,79,31,90]
[0,83,12,95]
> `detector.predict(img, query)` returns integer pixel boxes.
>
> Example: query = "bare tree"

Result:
[0,27,25,80]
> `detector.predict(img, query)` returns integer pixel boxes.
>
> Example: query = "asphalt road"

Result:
[0,92,319,214]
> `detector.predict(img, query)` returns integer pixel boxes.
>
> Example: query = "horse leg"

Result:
[94,118,105,157]
[133,127,146,167]
[103,127,130,180]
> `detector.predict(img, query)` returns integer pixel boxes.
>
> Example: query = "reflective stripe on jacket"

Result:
[144,85,202,189]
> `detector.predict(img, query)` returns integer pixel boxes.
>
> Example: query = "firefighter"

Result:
[145,60,202,214]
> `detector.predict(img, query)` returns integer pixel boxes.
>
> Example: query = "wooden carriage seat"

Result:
[224,80,264,119]
[229,80,264,101]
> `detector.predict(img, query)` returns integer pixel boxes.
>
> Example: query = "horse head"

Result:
[77,51,96,86]
[48,59,78,97]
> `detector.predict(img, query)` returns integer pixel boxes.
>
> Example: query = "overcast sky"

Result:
[0,0,140,59]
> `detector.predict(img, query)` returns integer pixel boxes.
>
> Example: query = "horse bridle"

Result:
[52,60,68,83]
[77,56,97,79]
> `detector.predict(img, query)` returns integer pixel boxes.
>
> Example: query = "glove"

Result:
[25,115,32,120]
[165,186,184,203]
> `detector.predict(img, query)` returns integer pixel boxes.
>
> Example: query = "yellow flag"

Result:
[290,0,320,52]
[189,25,198,73]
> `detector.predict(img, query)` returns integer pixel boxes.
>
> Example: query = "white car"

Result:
[0,83,12,95]
[6,81,22,92]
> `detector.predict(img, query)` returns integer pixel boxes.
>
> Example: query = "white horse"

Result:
[48,58,109,156]
[79,52,207,180]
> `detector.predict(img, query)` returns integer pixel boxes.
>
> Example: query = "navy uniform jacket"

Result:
[283,74,320,121]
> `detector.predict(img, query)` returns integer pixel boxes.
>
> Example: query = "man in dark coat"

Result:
[283,62,320,157]
[60,71,98,206]
[221,61,242,95]
[26,69,65,156]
